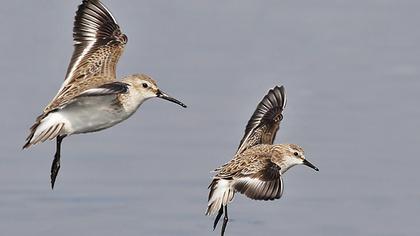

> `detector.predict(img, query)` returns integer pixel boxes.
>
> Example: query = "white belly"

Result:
[59,96,136,134]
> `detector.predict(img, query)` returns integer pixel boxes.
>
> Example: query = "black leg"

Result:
[51,136,64,189]
[221,205,228,236]
[213,206,224,230]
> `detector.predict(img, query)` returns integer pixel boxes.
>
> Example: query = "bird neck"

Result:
[279,162,297,174]
[119,88,149,114]
[271,147,299,174]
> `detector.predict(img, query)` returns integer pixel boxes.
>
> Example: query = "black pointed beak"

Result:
[156,89,187,108]
[303,159,319,171]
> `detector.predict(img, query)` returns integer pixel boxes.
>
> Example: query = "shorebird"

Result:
[206,86,318,236]
[23,0,186,189]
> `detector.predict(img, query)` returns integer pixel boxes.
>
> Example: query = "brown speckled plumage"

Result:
[23,1,187,189]
[24,0,127,148]
[45,0,127,113]
[236,86,287,154]
[206,86,318,236]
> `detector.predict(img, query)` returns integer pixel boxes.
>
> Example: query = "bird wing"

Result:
[44,0,127,113]
[60,81,130,112]
[233,159,283,200]
[59,84,128,120]
[235,86,287,155]
[76,81,130,97]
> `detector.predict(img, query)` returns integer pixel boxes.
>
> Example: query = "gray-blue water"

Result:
[1,0,419,235]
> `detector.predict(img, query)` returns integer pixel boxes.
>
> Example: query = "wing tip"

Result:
[73,0,121,42]
[267,85,287,109]
[236,85,287,154]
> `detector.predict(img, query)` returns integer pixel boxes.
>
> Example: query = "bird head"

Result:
[127,74,187,108]
[273,144,319,173]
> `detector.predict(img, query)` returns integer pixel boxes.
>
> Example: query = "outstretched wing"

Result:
[233,160,283,200]
[236,86,287,154]
[44,0,127,113]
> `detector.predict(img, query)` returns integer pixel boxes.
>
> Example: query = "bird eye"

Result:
[294,152,298,156]
[142,83,148,88]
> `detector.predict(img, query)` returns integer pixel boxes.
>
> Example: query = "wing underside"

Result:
[234,160,283,200]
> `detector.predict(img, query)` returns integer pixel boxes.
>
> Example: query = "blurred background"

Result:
[1,0,419,235]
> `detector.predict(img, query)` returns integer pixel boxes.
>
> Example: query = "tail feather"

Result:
[23,114,44,149]
[206,179,234,216]
[23,113,65,148]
